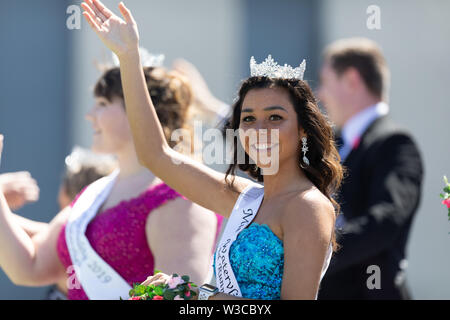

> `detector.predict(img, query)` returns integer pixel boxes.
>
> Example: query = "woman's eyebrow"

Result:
[265,106,288,113]
[241,106,288,113]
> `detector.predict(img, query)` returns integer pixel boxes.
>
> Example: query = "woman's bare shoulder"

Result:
[281,188,335,236]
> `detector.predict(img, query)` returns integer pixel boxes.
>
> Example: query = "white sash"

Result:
[65,169,132,300]
[214,183,264,297]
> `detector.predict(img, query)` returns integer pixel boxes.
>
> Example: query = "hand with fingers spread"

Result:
[81,0,139,58]
[0,172,40,211]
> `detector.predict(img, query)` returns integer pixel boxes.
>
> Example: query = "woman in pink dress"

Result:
[0,64,222,300]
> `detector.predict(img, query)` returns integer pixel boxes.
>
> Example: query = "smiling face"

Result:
[239,87,303,172]
[85,96,134,154]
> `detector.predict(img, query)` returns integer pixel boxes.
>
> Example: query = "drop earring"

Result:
[300,137,310,168]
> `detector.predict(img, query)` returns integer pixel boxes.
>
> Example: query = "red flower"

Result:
[129,296,142,300]
[185,290,191,298]
[443,199,450,209]
[152,295,164,300]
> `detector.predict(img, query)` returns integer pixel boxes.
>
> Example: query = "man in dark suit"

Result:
[316,38,423,299]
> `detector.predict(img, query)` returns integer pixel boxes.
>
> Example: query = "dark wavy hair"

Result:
[224,76,344,252]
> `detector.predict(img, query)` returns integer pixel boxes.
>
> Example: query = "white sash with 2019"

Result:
[65,170,132,300]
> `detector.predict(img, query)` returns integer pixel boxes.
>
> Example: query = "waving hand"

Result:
[81,0,139,58]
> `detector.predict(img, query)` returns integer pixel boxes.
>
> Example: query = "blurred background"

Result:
[0,0,449,299]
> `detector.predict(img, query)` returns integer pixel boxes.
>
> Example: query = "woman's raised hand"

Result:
[81,0,139,58]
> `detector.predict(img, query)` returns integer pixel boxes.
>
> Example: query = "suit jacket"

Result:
[318,115,423,300]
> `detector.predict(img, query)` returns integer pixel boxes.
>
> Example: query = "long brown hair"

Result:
[224,76,344,252]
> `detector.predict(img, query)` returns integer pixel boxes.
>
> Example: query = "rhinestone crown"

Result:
[250,55,306,80]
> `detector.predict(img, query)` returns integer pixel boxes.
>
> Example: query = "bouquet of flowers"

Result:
[128,271,197,300]
[440,176,450,220]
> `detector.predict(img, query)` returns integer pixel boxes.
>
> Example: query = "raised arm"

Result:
[81,1,249,217]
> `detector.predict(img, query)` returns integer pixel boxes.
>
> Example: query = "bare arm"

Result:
[280,193,335,299]
[82,0,249,217]
[0,190,69,287]
[12,213,48,237]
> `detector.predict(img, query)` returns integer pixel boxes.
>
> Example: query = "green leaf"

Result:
[181,275,190,283]
[129,283,142,297]
[133,285,147,296]
[154,286,164,296]
[163,290,176,300]
[172,273,179,278]
[154,269,162,274]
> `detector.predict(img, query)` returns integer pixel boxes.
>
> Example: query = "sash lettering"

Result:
[65,170,132,300]
[214,183,264,297]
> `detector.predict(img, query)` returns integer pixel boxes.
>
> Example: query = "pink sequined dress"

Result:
[56,182,223,300]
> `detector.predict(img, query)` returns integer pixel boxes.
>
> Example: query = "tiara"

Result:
[112,47,165,68]
[250,55,306,80]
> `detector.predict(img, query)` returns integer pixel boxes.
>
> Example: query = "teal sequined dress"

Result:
[213,184,333,300]
[214,222,284,300]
